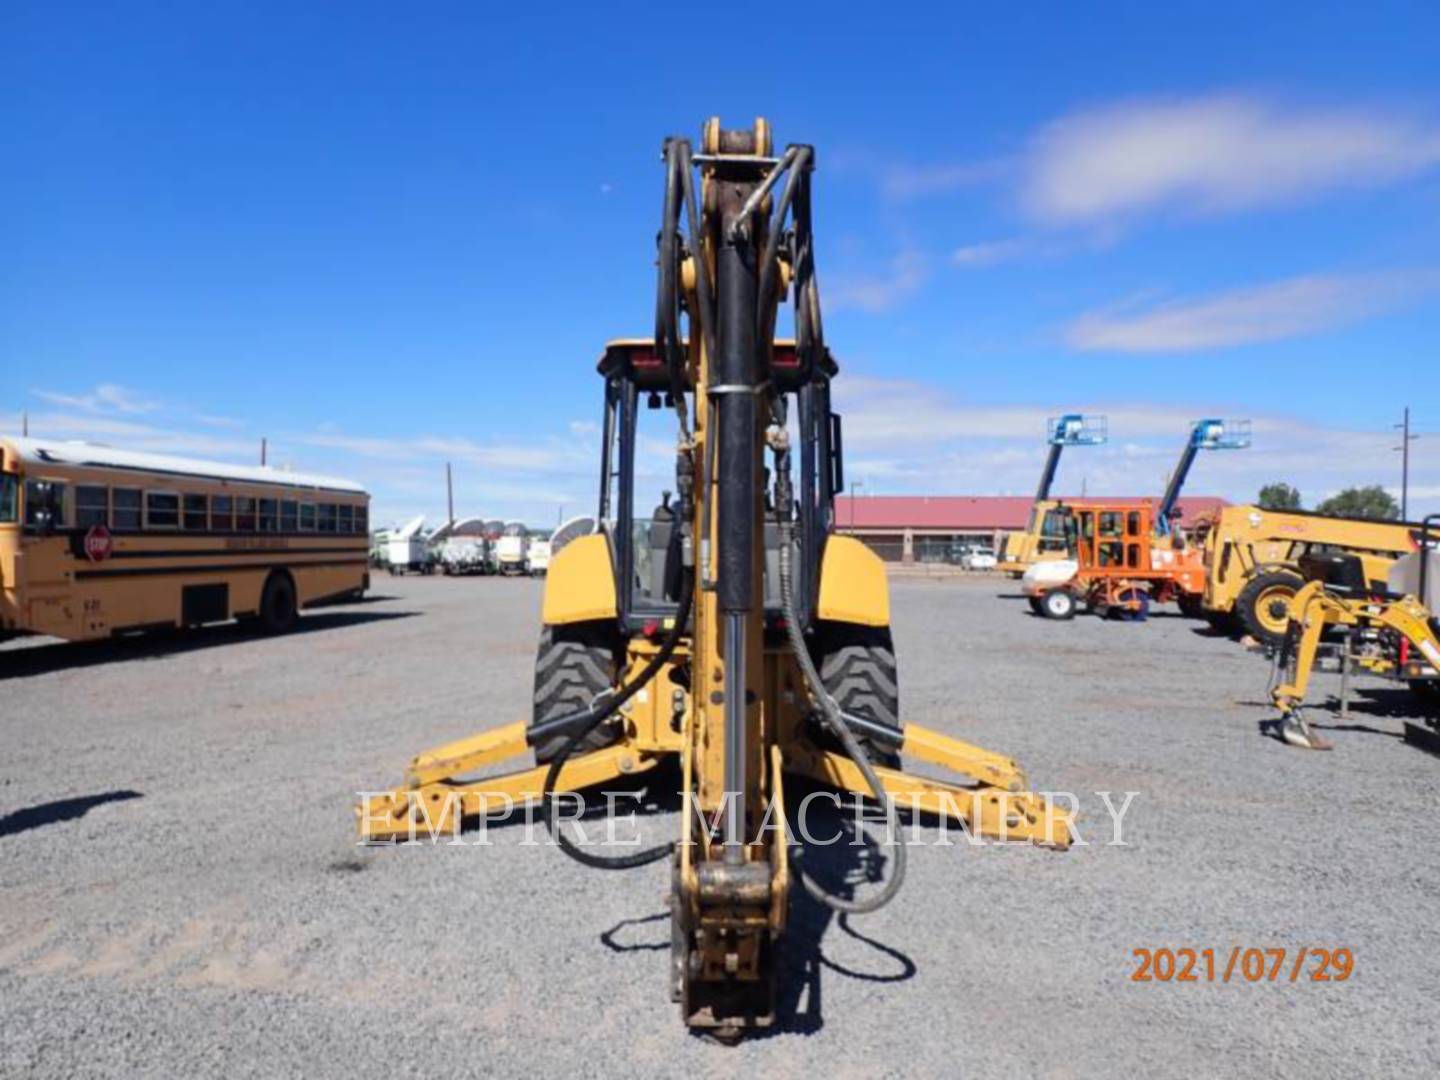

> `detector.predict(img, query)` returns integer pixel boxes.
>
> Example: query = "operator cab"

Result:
[593,338,844,633]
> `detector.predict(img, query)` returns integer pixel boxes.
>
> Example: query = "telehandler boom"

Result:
[358,118,1072,1037]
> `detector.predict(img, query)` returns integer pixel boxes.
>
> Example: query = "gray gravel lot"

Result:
[2,575,1437,1078]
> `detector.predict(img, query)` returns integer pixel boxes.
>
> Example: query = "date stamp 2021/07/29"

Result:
[1131,947,1354,984]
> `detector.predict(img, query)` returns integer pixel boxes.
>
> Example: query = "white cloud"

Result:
[828,251,932,314]
[951,239,1027,268]
[882,158,1008,200]
[33,383,161,415]
[1023,95,1440,225]
[1066,270,1440,353]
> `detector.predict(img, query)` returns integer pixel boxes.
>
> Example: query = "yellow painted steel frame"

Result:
[1271,580,1440,717]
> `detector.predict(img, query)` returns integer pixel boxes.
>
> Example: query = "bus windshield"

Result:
[0,473,17,523]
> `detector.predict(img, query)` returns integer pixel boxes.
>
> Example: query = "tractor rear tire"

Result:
[1041,589,1077,620]
[257,571,299,635]
[530,622,621,763]
[817,625,902,768]
[1237,570,1304,648]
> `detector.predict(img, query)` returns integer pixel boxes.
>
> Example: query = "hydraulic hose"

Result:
[541,568,694,870]
[773,444,905,913]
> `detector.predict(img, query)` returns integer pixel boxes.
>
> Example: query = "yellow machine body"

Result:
[359,118,1072,1037]
[1201,504,1420,643]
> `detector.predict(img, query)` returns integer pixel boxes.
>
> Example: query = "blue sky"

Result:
[3,1,1438,527]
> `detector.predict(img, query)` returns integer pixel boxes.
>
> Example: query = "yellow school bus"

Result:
[0,436,370,643]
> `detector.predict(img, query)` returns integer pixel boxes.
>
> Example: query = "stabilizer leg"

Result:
[357,734,667,842]
[788,739,1074,847]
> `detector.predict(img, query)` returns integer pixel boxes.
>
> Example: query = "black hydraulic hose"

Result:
[541,570,694,870]
[773,447,905,914]
[676,140,717,365]
[756,147,810,363]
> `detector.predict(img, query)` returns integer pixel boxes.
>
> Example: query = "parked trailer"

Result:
[494,521,528,575]
[385,516,432,575]
[524,534,550,576]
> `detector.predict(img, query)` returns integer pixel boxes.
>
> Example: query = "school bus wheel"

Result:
[258,571,299,635]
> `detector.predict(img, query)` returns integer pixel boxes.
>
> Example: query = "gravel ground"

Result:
[2,575,1436,1078]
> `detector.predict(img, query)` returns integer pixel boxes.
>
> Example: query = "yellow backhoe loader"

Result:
[1268,515,1440,750]
[358,119,1071,1037]
[1201,504,1425,647]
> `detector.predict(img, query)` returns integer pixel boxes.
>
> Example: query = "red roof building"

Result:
[835,494,1228,562]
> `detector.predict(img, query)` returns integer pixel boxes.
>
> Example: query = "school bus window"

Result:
[113,488,141,530]
[211,495,233,531]
[280,500,298,532]
[1127,511,1141,535]
[355,505,368,534]
[183,493,208,531]
[299,502,316,531]
[258,498,278,531]
[318,503,336,533]
[0,474,17,523]
[338,504,354,533]
[25,480,69,529]
[236,497,256,531]
[146,492,180,529]
[77,485,109,528]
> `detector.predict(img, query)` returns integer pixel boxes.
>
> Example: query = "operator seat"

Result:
[647,492,678,602]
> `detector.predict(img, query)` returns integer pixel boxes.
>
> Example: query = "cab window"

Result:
[0,474,16,523]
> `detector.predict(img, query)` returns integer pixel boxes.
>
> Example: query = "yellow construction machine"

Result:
[996,413,1106,576]
[359,119,1071,1036]
[1268,515,1440,750]
[1200,504,1424,647]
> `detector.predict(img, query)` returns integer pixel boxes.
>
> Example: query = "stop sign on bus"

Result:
[83,524,113,563]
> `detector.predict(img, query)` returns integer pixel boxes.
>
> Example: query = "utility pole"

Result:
[445,462,454,526]
[21,412,28,437]
[260,437,267,466]
[1394,407,1419,519]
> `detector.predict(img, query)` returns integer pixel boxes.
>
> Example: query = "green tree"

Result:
[1315,485,1400,521]
[1257,482,1302,511]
